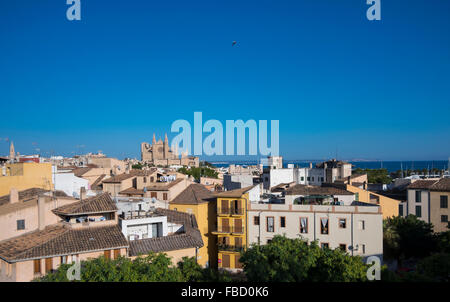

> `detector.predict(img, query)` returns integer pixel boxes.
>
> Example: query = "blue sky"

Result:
[0,0,449,161]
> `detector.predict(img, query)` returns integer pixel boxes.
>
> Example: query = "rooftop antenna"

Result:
[401,162,404,178]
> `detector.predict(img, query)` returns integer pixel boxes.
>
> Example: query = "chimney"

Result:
[9,188,19,204]
[38,195,46,230]
[309,162,313,169]
[80,187,87,201]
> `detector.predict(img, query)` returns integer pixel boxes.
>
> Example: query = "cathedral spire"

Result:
[164,133,168,143]
[152,133,156,145]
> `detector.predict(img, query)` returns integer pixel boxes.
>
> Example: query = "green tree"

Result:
[239,235,367,282]
[416,253,450,282]
[383,215,436,266]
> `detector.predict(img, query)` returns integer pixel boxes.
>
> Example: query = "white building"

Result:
[263,166,325,191]
[52,166,89,198]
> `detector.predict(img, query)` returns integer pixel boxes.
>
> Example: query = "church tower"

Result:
[164,133,169,159]
[9,141,15,159]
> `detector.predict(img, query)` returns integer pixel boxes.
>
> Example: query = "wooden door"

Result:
[221,199,229,214]
[114,249,120,259]
[222,254,230,268]
[221,218,229,233]
[234,219,243,233]
[104,250,111,259]
[234,236,242,248]
[45,258,53,273]
[34,259,41,274]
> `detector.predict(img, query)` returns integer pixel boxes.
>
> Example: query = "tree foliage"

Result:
[178,166,218,181]
[239,235,368,282]
[34,253,233,282]
[354,168,392,184]
[383,215,436,264]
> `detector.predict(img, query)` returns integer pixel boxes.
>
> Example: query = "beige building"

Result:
[0,193,129,282]
[316,159,352,183]
[406,178,450,232]
[0,188,77,242]
[141,134,199,167]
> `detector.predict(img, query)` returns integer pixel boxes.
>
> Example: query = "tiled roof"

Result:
[286,184,354,196]
[119,187,145,195]
[145,178,184,191]
[170,183,215,205]
[214,185,256,198]
[102,173,136,183]
[129,233,202,256]
[154,208,198,229]
[52,193,117,216]
[0,224,128,263]
[0,188,50,206]
[407,180,438,190]
[91,174,106,190]
[430,178,450,192]
[73,167,94,177]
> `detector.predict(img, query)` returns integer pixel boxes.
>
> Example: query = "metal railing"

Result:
[213,226,245,234]
[217,244,245,253]
[217,207,244,215]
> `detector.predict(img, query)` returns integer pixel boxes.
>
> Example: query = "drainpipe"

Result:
[313,212,316,241]
[351,213,354,256]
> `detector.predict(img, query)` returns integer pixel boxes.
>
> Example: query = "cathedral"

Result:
[141,134,199,167]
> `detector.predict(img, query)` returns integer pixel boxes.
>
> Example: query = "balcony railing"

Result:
[217,244,245,253]
[213,226,245,234]
[217,208,244,215]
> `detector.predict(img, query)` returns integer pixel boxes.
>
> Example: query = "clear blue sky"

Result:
[0,0,449,161]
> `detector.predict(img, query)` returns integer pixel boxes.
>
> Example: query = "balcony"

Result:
[217,207,244,216]
[212,226,245,234]
[217,244,245,253]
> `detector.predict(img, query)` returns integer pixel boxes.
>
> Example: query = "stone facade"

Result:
[141,134,199,167]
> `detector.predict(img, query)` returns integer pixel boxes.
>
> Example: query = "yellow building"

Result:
[213,186,254,270]
[0,163,53,196]
[346,184,400,218]
[169,183,217,267]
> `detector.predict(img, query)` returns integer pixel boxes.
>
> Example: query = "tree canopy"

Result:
[239,235,368,282]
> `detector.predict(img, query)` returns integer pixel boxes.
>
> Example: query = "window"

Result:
[355,193,359,201]
[307,177,311,181]
[253,216,260,225]
[361,244,366,254]
[34,259,41,274]
[339,218,347,228]
[320,218,329,234]
[442,215,448,223]
[312,177,315,182]
[320,177,324,182]
[339,244,346,252]
[300,217,308,234]
[143,177,147,183]
[163,193,168,200]
[17,219,25,230]
[267,217,275,232]
[399,204,404,216]
[45,258,53,273]
[415,190,421,203]
[321,243,329,249]
[151,192,157,198]
[358,220,365,230]
[280,217,286,228]
[301,177,304,181]
[416,205,422,218]
[441,196,448,208]
[60,256,67,264]
[267,239,272,244]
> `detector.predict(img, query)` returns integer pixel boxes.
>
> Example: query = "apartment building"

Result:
[262,166,325,191]
[406,178,450,232]
[247,201,383,260]
[169,183,217,267]
[316,159,352,183]
[212,186,257,271]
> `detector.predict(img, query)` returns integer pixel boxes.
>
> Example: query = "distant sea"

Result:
[210,160,449,173]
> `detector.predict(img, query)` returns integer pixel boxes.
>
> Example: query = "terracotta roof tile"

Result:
[0,224,128,263]
[430,178,450,192]
[286,184,354,196]
[407,180,438,190]
[170,183,215,205]
[52,193,117,216]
